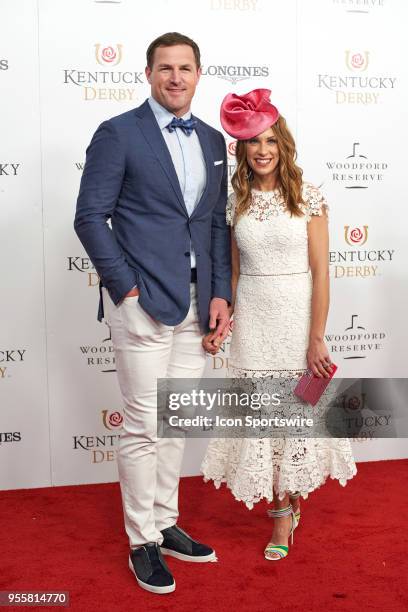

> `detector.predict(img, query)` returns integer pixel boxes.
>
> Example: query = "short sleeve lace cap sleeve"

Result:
[301,182,329,222]
[226,192,236,226]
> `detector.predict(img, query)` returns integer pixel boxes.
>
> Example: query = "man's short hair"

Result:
[146,32,201,70]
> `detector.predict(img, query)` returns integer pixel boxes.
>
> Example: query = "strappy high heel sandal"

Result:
[264,504,296,561]
[289,491,301,528]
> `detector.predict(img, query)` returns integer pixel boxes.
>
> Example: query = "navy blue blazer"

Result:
[74,99,231,332]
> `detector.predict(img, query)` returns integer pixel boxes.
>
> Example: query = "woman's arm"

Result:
[229,228,240,315]
[203,227,240,354]
[307,213,333,377]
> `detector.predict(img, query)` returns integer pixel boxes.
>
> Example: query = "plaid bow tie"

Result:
[166,116,197,136]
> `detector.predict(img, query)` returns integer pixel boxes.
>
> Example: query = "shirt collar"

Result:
[148,96,192,130]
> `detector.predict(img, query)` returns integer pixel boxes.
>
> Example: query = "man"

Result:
[74,32,231,594]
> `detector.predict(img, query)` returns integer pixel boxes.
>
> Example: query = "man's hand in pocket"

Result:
[124,287,139,298]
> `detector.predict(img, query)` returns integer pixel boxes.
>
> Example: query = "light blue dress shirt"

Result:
[148,96,207,269]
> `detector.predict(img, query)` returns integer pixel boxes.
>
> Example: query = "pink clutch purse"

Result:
[294,364,338,406]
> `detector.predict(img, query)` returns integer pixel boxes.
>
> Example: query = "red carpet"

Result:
[1,459,408,611]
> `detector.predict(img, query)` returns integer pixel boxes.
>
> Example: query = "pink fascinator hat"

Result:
[220,88,279,140]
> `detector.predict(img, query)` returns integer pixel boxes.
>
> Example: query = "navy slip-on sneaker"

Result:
[129,542,175,594]
[160,525,217,562]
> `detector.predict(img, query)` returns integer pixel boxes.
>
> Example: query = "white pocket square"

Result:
[214,160,224,166]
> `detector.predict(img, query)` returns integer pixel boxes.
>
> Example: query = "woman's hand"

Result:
[306,338,333,378]
[202,309,234,355]
[202,332,221,355]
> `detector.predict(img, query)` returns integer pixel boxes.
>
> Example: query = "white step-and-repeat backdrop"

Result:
[1,0,407,490]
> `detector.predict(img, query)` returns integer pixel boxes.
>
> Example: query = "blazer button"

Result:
[184,251,190,257]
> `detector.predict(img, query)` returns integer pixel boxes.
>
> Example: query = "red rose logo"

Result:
[228,141,237,157]
[102,46,116,63]
[344,225,368,246]
[102,409,123,430]
[109,411,123,427]
[350,227,363,244]
[95,44,123,67]
[351,53,364,69]
[347,396,361,411]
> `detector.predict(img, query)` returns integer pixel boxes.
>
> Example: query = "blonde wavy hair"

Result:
[231,116,304,224]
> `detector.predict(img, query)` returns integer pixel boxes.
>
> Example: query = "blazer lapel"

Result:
[135,101,188,216]
[191,117,212,218]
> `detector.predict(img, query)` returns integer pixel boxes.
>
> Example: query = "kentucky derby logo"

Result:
[95,44,123,66]
[341,394,366,413]
[344,226,368,246]
[345,51,369,72]
[102,410,123,430]
[227,141,237,157]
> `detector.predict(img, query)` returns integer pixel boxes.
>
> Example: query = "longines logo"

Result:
[73,408,123,463]
[317,50,396,104]
[201,65,269,85]
[0,432,21,444]
[209,0,259,10]
[63,44,143,101]
[329,225,395,279]
[80,326,116,373]
[0,59,9,71]
[0,349,27,380]
[0,164,21,176]
[67,256,99,288]
[333,0,385,13]
[326,143,388,189]
[325,314,385,359]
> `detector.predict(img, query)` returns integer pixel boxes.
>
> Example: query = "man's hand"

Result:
[203,298,230,353]
[202,332,220,355]
[124,287,139,298]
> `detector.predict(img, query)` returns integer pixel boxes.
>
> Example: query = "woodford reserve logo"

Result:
[317,50,396,104]
[72,409,123,464]
[332,0,386,14]
[329,225,395,279]
[326,142,388,189]
[63,44,144,101]
[79,326,116,373]
[325,314,385,360]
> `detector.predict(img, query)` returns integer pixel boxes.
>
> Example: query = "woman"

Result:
[201,89,357,561]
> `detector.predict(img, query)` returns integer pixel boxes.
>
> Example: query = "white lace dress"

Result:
[201,183,357,509]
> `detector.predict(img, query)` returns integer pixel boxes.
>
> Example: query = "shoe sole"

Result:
[160,548,218,563]
[264,553,288,561]
[128,557,175,594]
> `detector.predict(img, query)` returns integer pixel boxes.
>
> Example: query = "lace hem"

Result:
[202,439,357,510]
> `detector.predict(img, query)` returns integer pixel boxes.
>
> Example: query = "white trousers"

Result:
[102,285,206,547]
